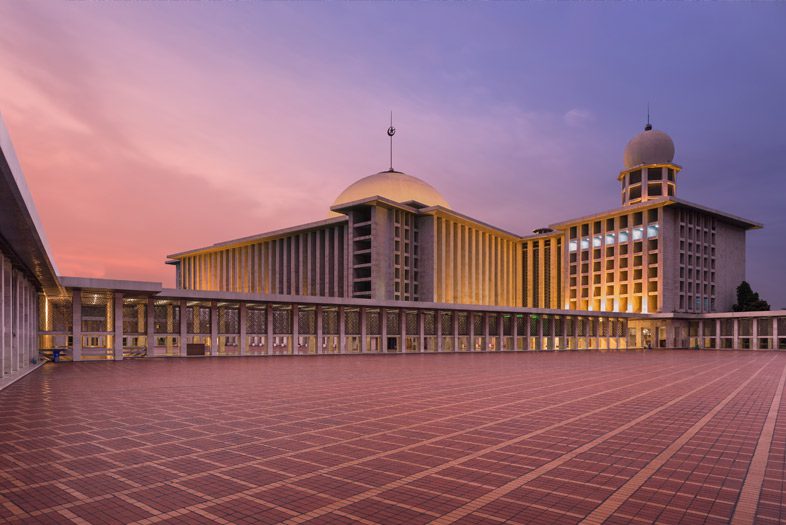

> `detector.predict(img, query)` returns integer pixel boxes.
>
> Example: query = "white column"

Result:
[210,302,218,356]
[72,289,82,361]
[733,318,739,350]
[436,311,443,353]
[265,305,273,355]
[146,297,154,358]
[113,293,124,361]
[316,305,323,355]
[468,313,475,352]
[0,257,4,377]
[773,317,779,351]
[483,313,489,351]
[399,309,406,353]
[497,314,504,351]
[381,308,388,353]
[360,307,367,354]
[179,299,188,357]
[418,311,425,353]
[12,274,19,370]
[292,304,299,355]
[752,318,759,350]
[698,320,705,349]
[537,316,544,350]
[512,314,518,351]
[453,312,459,352]
[239,303,247,356]
[338,306,346,354]
[716,318,721,350]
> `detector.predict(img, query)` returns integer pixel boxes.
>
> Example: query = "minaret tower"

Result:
[619,120,681,206]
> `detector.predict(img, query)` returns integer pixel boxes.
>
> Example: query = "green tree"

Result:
[732,281,770,312]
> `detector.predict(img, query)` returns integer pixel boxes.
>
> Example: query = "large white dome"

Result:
[331,170,450,213]
[623,126,676,169]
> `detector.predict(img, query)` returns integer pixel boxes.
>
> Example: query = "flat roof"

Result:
[167,216,348,259]
[549,197,762,230]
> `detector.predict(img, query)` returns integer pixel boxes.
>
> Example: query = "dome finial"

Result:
[387,111,396,172]
[645,103,652,131]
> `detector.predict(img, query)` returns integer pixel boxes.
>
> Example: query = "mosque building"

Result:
[167,122,759,315]
[0,115,783,387]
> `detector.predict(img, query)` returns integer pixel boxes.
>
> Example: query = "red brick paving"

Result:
[0,351,784,524]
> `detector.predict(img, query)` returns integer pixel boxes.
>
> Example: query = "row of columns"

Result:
[0,255,38,383]
[66,290,630,361]
[693,318,782,350]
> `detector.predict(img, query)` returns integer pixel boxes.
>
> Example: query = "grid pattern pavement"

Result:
[0,351,784,524]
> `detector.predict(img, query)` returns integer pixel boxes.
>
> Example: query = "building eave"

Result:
[0,116,63,296]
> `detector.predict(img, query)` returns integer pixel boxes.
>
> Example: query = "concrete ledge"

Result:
[0,361,45,392]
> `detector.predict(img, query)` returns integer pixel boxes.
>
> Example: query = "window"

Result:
[629,170,642,185]
[629,186,641,201]
[648,167,662,181]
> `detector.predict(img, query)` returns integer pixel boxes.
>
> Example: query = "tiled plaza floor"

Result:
[1,351,785,525]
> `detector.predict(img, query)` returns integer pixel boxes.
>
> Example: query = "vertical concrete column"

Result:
[523,315,530,351]
[481,312,489,352]
[292,304,299,355]
[436,311,443,353]
[573,317,579,351]
[72,289,82,362]
[468,312,475,352]
[265,305,273,355]
[316,305,323,355]
[12,275,18,370]
[179,299,188,357]
[773,317,779,350]
[482,313,489,351]
[210,302,218,357]
[537,316,544,351]
[0,258,5,377]
[512,314,518,351]
[698,320,704,349]
[113,293,124,361]
[716,319,721,350]
[146,297,154,358]
[497,314,504,351]
[381,308,387,353]
[360,308,367,354]
[453,312,459,352]
[733,318,739,350]
[239,303,247,356]
[400,309,406,353]
[751,318,759,350]
[418,311,425,353]
[338,306,346,354]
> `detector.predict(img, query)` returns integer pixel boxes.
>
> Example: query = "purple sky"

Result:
[1,2,785,306]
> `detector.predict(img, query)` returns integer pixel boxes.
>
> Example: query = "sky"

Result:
[1,2,785,306]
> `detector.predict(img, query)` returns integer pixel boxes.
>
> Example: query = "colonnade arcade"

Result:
[39,289,632,361]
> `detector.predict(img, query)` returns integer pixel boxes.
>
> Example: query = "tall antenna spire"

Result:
[645,103,652,131]
[387,111,396,171]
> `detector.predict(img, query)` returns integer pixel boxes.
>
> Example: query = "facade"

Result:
[168,124,759,315]
[0,116,782,380]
